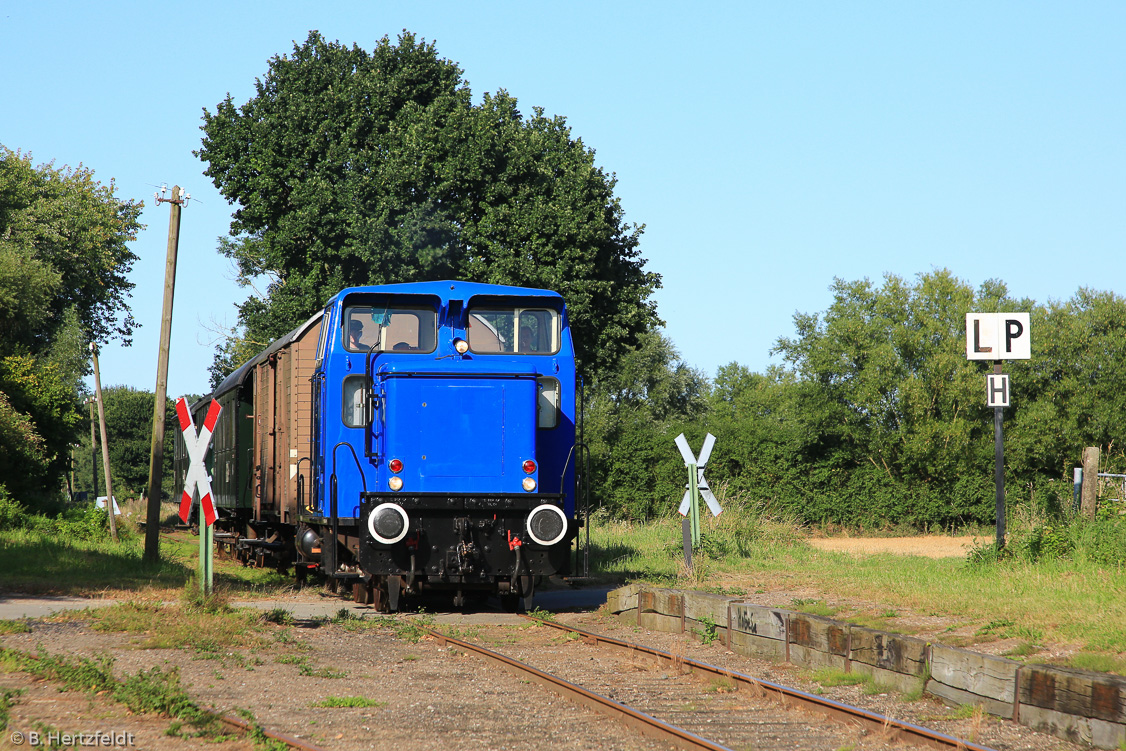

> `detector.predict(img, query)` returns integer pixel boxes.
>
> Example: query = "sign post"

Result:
[674,434,722,567]
[966,313,1031,549]
[176,397,222,594]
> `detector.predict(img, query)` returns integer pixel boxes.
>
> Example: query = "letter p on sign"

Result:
[966,313,1031,360]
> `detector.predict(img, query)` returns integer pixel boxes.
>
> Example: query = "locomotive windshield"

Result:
[343,305,437,353]
[467,307,560,354]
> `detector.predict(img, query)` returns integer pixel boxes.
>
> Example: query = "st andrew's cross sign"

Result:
[176,397,222,527]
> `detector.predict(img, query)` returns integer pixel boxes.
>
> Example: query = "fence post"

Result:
[1080,447,1100,520]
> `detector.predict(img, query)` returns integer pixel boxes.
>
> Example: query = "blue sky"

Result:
[2,2,1123,398]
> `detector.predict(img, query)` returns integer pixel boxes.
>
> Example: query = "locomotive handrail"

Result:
[576,374,591,577]
[296,456,312,512]
[364,343,380,459]
[375,370,540,378]
[579,441,592,577]
[328,442,367,578]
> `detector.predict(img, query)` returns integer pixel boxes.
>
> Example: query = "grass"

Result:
[275,655,347,678]
[790,598,839,618]
[590,507,1126,675]
[0,687,23,733]
[64,598,270,653]
[311,696,386,708]
[0,646,231,739]
[810,668,869,688]
[1068,652,1126,675]
[810,668,895,696]
[0,517,291,596]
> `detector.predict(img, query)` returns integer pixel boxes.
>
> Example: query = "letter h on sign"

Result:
[987,374,1010,408]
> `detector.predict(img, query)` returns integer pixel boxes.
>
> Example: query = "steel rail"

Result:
[520,616,996,751]
[219,713,328,751]
[422,626,732,751]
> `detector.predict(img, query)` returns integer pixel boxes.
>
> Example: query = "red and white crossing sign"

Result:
[176,397,222,527]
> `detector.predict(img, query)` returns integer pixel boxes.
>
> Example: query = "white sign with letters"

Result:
[966,313,1031,360]
[986,374,1010,407]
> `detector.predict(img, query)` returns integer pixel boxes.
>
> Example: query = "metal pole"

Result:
[1073,467,1082,513]
[144,186,184,563]
[993,361,1005,549]
[200,517,214,595]
[90,345,118,542]
[688,462,701,548]
[681,516,693,572]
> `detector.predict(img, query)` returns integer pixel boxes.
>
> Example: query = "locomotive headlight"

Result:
[453,338,469,354]
[388,476,404,491]
[368,502,409,545]
[526,504,567,546]
[522,477,536,492]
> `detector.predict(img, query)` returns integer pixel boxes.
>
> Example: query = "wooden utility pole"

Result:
[1081,446,1100,520]
[144,185,186,563]
[90,345,118,542]
[89,396,98,500]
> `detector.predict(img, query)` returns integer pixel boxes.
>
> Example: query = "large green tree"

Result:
[0,147,142,349]
[584,331,710,520]
[768,270,1027,525]
[0,146,143,510]
[198,31,659,384]
[68,386,178,501]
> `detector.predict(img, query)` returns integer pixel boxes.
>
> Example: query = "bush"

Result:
[967,514,1126,566]
[0,485,27,530]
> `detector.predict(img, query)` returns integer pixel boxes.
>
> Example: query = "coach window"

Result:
[467,308,559,355]
[343,305,437,353]
[342,376,366,428]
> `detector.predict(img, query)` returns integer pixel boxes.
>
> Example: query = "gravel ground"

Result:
[559,608,1077,751]
[1,613,671,751]
[0,590,1084,751]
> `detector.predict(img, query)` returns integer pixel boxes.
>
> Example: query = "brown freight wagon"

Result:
[176,312,323,568]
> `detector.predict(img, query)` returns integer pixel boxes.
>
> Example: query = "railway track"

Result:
[424,616,995,751]
[218,712,328,751]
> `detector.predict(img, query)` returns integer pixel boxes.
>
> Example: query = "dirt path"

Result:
[806,535,982,558]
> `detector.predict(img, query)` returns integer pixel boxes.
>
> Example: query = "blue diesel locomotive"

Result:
[175,281,583,610]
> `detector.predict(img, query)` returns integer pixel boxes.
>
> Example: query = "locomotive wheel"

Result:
[352,581,372,605]
[387,576,402,613]
[370,580,388,613]
[520,574,535,613]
